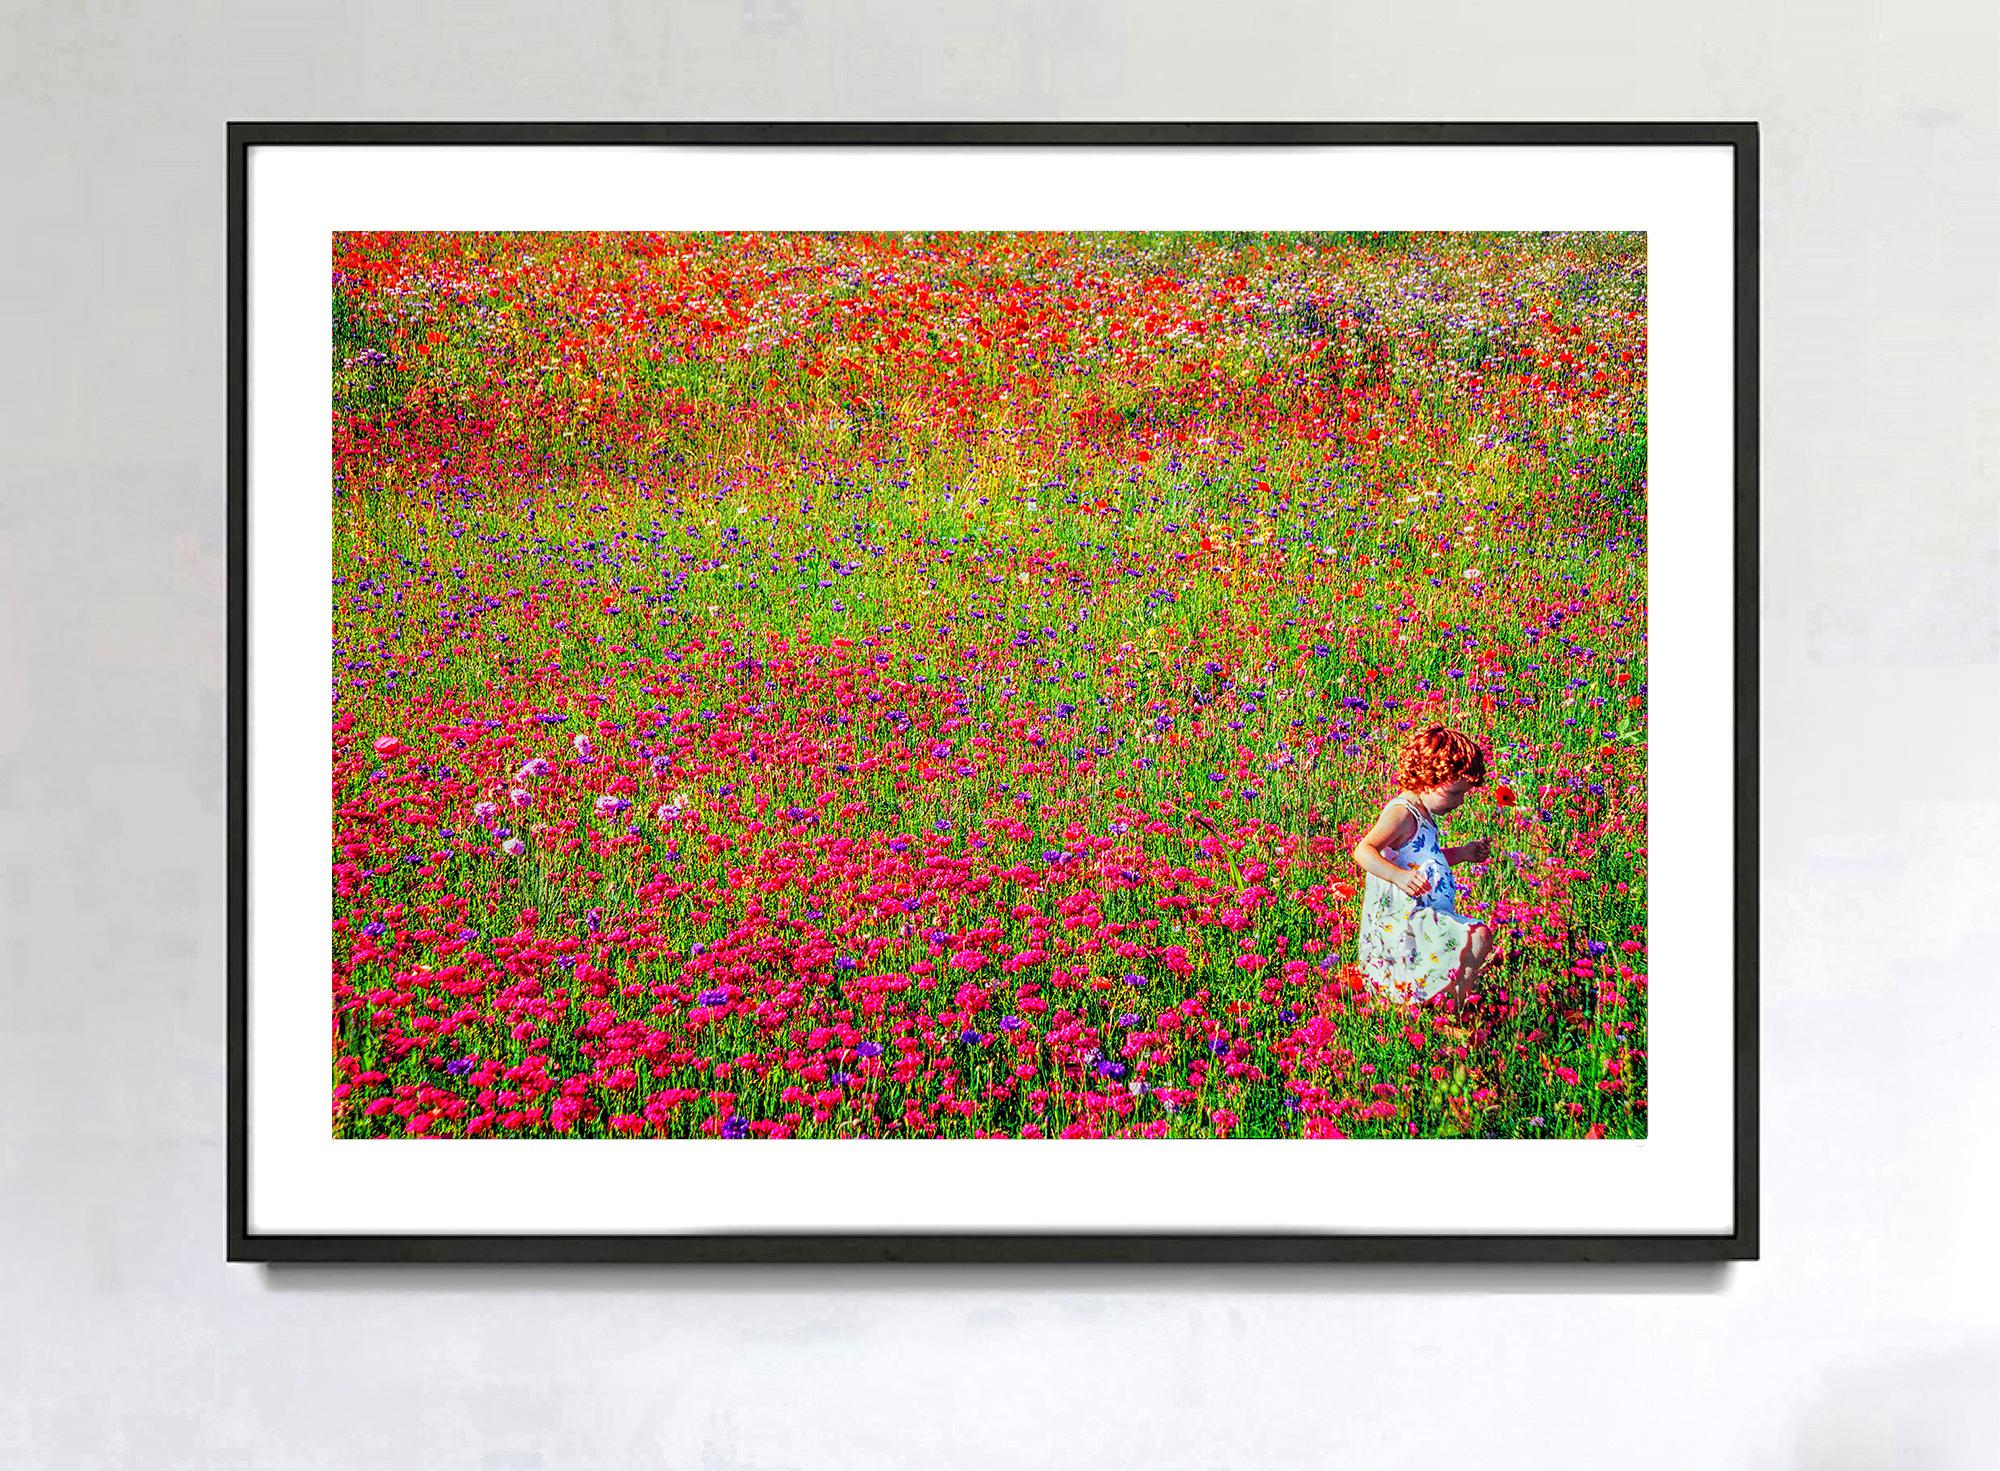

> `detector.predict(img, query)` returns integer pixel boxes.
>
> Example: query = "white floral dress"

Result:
[1357,794,1483,1002]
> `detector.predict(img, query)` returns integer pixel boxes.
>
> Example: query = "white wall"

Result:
[2,3,1996,1467]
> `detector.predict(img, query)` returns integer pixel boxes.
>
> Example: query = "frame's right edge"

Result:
[1731,123,1762,1261]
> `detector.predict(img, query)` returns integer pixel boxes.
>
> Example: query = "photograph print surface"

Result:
[329,228,1649,1142]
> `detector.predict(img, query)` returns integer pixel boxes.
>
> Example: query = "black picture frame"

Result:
[228,120,1759,1264]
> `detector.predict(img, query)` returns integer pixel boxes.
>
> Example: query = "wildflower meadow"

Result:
[331,229,1648,1141]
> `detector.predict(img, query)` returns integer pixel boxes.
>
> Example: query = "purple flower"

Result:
[595,794,631,816]
[516,757,551,780]
[855,1040,885,1058]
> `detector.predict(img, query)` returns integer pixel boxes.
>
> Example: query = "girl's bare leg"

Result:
[1440,925,1494,1005]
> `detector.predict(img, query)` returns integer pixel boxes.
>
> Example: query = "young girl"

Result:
[1350,725,1496,1004]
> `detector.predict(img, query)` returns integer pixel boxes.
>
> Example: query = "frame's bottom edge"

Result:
[230,1231,1754,1265]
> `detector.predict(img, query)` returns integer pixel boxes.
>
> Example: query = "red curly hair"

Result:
[1395,725,1488,792]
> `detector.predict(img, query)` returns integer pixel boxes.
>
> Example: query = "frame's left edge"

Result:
[227,122,253,1262]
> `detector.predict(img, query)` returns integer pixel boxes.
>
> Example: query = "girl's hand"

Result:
[1397,868,1432,900]
[1458,838,1491,864]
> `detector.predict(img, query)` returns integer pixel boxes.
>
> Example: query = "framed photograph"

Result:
[230,122,1758,1262]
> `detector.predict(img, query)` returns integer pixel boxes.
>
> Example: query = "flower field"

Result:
[331,229,1648,1141]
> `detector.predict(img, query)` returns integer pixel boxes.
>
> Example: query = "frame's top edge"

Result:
[226,120,1759,148]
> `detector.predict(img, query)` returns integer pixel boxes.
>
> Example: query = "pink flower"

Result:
[372,735,406,758]
[572,733,594,760]
[508,787,532,807]
[500,837,527,857]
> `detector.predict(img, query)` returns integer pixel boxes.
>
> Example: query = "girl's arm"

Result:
[1351,805,1431,898]
[1442,838,1491,865]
